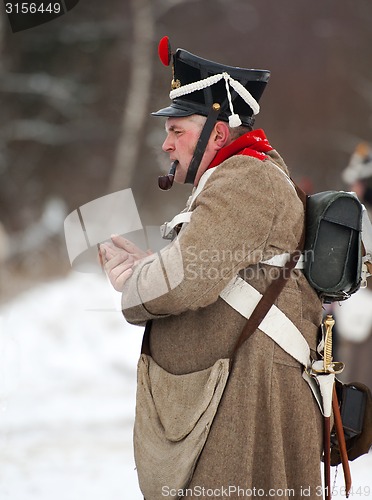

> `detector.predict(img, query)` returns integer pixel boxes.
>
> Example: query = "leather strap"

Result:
[324,416,332,500]
[231,248,303,361]
[185,104,221,184]
[261,252,305,269]
[141,320,152,355]
[332,385,352,496]
[220,276,311,368]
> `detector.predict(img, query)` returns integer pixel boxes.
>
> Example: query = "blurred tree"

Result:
[107,0,204,193]
[107,0,154,192]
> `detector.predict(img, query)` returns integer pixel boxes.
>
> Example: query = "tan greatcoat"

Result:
[122,149,324,499]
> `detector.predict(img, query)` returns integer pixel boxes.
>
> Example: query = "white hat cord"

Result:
[169,71,260,128]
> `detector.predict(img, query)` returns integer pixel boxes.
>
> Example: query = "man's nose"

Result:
[162,135,175,152]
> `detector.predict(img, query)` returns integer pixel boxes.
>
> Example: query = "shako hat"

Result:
[153,36,270,128]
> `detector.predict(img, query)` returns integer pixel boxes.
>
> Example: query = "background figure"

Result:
[333,143,372,390]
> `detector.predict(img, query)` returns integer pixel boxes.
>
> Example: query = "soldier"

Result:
[101,38,324,499]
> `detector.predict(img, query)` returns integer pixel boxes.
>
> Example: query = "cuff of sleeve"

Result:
[121,255,171,323]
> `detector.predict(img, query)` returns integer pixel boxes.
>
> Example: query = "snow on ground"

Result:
[0,271,371,499]
[0,272,143,499]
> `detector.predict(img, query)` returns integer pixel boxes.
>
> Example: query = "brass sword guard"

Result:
[323,314,344,374]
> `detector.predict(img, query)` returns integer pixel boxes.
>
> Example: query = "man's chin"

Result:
[174,172,186,185]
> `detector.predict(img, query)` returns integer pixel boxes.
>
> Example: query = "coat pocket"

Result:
[134,354,230,500]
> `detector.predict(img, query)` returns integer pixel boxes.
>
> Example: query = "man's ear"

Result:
[213,121,230,150]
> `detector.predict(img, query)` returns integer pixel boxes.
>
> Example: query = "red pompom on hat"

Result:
[158,36,171,66]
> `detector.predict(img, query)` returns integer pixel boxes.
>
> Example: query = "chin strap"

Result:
[184,103,221,185]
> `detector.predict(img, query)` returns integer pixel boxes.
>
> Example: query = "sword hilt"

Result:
[324,314,335,372]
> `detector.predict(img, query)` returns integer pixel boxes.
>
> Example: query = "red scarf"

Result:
[208,129,273,170]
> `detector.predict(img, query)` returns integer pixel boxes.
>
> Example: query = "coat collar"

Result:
[208,129,273,170]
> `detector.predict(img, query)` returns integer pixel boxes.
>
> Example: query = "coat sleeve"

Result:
[121,156,277,324]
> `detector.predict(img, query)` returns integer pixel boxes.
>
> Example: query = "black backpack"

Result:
[303,191,363,303]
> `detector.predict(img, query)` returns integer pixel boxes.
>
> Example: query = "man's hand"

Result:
[100,234,153,292]
[109,234,153,261]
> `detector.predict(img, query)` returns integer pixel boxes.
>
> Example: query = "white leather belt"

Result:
[261,253,305,269]
[219,276,332,416]
[160,212,192,239]
[160,168,217,240]
[220,276,311,368]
